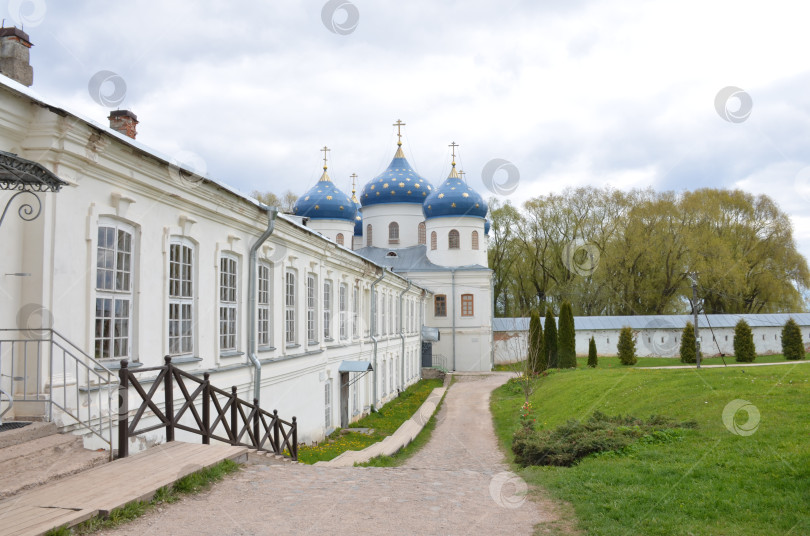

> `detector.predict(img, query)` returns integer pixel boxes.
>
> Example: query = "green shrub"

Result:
[733,319,756,363]
[617,326,637,365]
[781,318,805,360]
[558,301,576,368]
[529,310,546,373]
[680,322,697,363]
[587,336,598,368]
[544,309,558,368]
[511,411,697,467]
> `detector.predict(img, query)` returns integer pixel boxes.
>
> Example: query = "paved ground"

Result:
[104,372,563,536]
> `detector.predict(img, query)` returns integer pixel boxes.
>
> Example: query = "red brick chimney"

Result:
[108,110,138,139]
[0,27,34,87]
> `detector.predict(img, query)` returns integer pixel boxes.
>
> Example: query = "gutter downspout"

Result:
[370,268,386,408]
[419,289,425,377]
[490,272,495,370]
[398,279,412,392]
[248,206,279,404]
[451,268,457,371]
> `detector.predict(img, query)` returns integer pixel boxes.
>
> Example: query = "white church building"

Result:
[0,28,493,455]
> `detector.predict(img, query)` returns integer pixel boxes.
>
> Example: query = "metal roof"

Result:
[493,313,810,332]
[338,360,373,373]
[355,245,489,273]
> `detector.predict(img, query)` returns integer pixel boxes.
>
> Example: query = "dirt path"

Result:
[103,372,562,535]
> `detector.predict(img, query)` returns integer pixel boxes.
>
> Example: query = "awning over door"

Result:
[421,326,440,342]
[338,360,374,373]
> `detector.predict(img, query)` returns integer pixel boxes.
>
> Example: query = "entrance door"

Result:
[340,372,349,428]
[421,342,433,367]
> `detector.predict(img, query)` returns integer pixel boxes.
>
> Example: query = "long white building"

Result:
[0,28,493,454]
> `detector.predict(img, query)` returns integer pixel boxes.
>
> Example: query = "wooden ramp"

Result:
[0,441,248,536]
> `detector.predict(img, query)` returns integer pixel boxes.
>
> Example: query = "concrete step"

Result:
[0,428,109,500]
[0,421,57,450]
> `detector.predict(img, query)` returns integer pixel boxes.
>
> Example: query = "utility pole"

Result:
[689,272,701,369]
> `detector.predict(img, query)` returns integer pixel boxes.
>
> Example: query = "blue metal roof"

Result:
[359,148,433,206]
[423,168,488,220]
[493,313,810,332]
[338,360,373,372]
[293,171,357,222]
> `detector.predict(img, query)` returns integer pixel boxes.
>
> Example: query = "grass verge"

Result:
[494,353,797,371]
[491,364,810,536]
[296,378,444,464]
[357,387,448,467]
[45,459,241,535]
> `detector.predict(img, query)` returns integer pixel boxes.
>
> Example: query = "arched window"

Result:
[430,231,437,250]
[366,224,373,247]
[336,233,344,246]
[448,229,460,249]
[388,222,399,244]
[418,222,426,245]
[471,230,479,250]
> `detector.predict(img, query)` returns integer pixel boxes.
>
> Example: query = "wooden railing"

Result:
[117,356,297,460]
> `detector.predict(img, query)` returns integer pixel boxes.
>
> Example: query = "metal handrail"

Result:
[0,328,118,458]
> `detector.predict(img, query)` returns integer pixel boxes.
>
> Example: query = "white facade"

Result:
[360,203,425,249]
[0,75,427,450]
[425,216,487,268]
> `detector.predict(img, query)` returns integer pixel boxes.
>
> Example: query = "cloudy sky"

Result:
[7,0,810,256]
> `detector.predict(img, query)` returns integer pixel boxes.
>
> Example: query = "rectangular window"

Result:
[461,294,474,317]
[258,264,270,347]
[352,286,359,339]
[381,294,387,336]
[95,224,134,360]
[285,271,296,344]
[307,274,317,343]
[169,240,194,356]
[381,360,386,397]
[340,283,348,339]
[219,255,238,351]
[323,279,332,339]
[434,295,447,317]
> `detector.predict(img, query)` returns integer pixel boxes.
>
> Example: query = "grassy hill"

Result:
[491,364,810,535]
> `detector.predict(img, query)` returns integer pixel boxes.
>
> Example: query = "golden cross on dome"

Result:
[321,146,330,170]
[350,173,358,193]
[459,169,466,181]
[449,141,459,167]
[393,119,406,146]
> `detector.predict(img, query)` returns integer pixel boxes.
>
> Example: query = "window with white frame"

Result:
[381,360,386,396]
[381,293,387,336]
[394,295,399,334]
[324,380,332,429]
[323,279,332,339]
[169,239,194,356]
[389,360,393,393]
[388,222,399,244]
[95,221,134,360]
[340,283,348,339]
[285,270,296,344]
[352,285,359,339]
[307,274,317,343]
[219,255,238,352]
[258,263,271,347]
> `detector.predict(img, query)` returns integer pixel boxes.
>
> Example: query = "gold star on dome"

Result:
[414,184,421,189]
[422,192,426,196]
[315,205,320,210]
[399,182,405,188]
[475,203,480,207]
[407,190,412,194]
[370,185,375,190]
[428,205,432,209]
[376,192,380,196]
[326,195,333,200]
[383,183,389,188]
[391,190,396,194]
[339,205,344,210]
[305,196,310,200]
[462,193,469,198]
[438,193,445,199]
[451,202,456,208]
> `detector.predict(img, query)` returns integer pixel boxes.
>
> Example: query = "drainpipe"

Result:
[419,289,425,377]
[451,268,457,371]
[248,206,279,404]
[490,272,495,370]
[370,268,386,408]
[398,279,412,391]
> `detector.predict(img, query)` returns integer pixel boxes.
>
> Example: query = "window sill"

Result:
[219,351,245,358]
[286,343,301,349]
[258,346,276,353]
[94,360,143,372]
[307,341,320,347]
[171,355,204,365]
[324,337,334,343]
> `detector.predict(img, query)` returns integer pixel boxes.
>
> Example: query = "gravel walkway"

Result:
[104,372,562,535]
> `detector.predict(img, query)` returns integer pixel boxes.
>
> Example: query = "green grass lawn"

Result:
[491,364,810,535]
[297,378,443,464]
[494,353,797,372]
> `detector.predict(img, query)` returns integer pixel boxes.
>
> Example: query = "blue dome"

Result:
[353,196,363,236]
[484,219,491,235]
[423,167,488,220]
[360,147,433,206]
[293,170,357,222]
